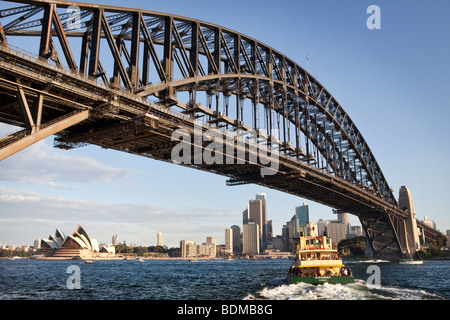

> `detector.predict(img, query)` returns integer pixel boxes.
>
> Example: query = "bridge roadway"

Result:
[0,0,443,258]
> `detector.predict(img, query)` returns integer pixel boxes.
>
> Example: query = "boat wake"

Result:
[244,279,445,300]
[344,259,390,264]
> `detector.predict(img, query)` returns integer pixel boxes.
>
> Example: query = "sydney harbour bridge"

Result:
[0,0,443,258]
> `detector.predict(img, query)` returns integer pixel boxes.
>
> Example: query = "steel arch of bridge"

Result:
[0,0,442,258]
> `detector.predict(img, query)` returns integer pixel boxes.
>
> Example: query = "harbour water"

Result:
[0,258,448,300]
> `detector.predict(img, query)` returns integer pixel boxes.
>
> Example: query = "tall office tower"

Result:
[317,219,327,237]
[295,202,309,226]
[267,220,273,242]
[230,225,241,254]
[248,199,263,252]
[326,221,348,245]
[242,223,260,255]
[205,237,217,258]
[281,224,290,252]
[225,228,233,254]
[337,212,349,225]
[242,208,249,225]
[112,234,118,246]
[156,232,163,246]
[290,214,300,238]
[333,209,350,234]
[255,193,268,250]
[398,186,421,253]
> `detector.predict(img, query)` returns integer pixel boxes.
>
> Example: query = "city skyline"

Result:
[0,0,449,248]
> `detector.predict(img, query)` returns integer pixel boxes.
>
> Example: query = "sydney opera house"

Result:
[33,225,116,260]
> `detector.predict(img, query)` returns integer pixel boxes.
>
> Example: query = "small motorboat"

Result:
[399,258,423,265]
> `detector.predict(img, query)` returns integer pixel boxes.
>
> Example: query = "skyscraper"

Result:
[230,225,241,254]
[156,232,163,247]
[112,234,118,246]
[242,223,260,255]
[255,193,268,251]
[248,199,263,251]
[242,208,249,225]
[295,203,309,226]
[225,228,233,254]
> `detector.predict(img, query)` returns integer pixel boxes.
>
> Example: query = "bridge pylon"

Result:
[398,186,421,257]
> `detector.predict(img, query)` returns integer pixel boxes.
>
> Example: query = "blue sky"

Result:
[0,0,449,248]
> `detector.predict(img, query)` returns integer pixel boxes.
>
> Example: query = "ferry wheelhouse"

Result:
[287,225,354,285]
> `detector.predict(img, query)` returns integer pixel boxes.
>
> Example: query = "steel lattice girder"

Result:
[0,0,395,205]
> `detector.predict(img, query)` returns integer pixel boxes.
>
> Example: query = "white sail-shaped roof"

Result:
[74,225,93,250]
[41,239,59,249]
[75,232,92,251]
[55,228,66,241]
[91,238,99,252]
[63,234,89,249]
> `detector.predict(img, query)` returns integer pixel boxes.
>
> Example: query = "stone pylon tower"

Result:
[398,186,421,256]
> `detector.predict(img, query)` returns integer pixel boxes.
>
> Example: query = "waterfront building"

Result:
[180,237,216,258]
[281,223,290,252]
[157,232,163,246]
[348,226,363,238]
[230,225,241,254]
[225,228,233,254]
[33,225,117,259]
[242,223,260,255]
[180,240,196,258]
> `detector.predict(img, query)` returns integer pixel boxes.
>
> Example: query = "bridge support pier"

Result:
[359,212,411,259]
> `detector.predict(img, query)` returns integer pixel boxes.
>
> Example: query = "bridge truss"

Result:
[0,0,442,258]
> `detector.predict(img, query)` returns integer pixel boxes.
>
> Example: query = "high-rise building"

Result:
[266,220,273,242]
[230,225,241,254]
[281,224,290,252]
[242,223,260,255]
[295,203,309,226]
[180,240,196,258]
[317,219,327,237]
[326,221,347,245]
[112,234,118,246]
[206,237,216,245]
[255,193,268,250]
[248,199,263,251]
[225,228,233,254]
[242,208,249,225]
[156,232,163,246]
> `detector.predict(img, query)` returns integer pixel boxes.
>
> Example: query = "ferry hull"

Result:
[288,274,355,285]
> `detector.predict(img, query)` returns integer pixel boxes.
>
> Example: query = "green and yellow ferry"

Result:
[287,231,354,285]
